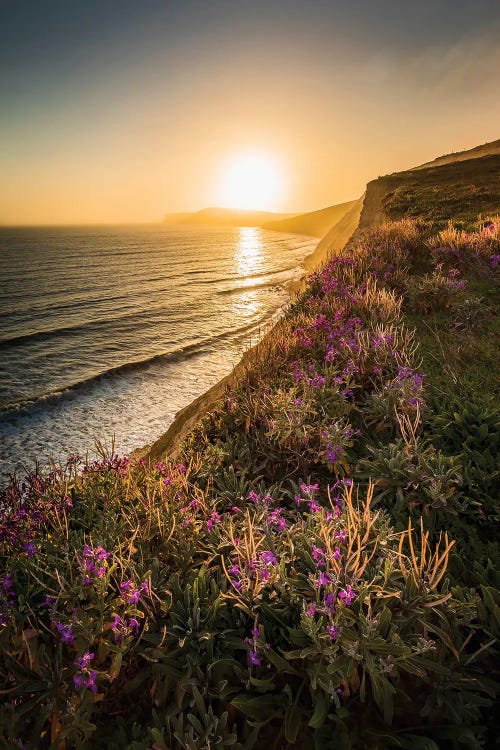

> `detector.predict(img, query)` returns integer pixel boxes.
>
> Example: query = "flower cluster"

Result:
[73,651,98,692]
[80,544,111,585]
[119,579,149,604]
[111,614,140,644]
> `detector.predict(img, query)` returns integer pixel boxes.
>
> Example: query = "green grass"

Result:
[382,154,500,230]
[406,276,500,407]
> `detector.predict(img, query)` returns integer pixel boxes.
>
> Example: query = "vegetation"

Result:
[1,215,499,749]
[382,155,500,230]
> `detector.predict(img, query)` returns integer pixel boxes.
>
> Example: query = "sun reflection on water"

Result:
[235,227,264,283]
[229,227,267,323]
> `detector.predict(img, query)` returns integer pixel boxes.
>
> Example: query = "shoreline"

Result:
[133,265,310,463]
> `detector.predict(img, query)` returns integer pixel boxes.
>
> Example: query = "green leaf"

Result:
[266,648,299,675]
[285,704,302,744]
[308,692,328,729]
[187,713,204,735]
[191,685,206,718]
[399,735,440,750]
[249,676,276,691]
[231,694,283,723]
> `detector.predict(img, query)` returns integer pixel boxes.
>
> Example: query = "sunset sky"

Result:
[1,0,499,225]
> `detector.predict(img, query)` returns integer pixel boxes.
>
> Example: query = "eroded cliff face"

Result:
[304,173,394,271]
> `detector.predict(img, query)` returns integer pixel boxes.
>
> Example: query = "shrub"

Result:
[427,217,500,276]
[405,266,466,314]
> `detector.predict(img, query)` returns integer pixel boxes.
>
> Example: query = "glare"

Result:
[235,227,263,281]
[217,151,284,211]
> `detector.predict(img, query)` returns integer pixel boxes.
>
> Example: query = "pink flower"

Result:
[316,572,331,587]
[338,585,356,606]
[306,603,316,617]
[248,649,260,666]
[326,624,339,640]
[260,551,278,566]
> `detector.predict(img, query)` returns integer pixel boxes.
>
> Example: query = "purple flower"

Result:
[333,547,342,561]
[251,627,260,639]
[310,374,326,388]
[300,483,319,496]
[338,585,356,606]
[308,500,322,513]
[326,624,339,640]
[94,546,110,561]
[326,444,342,464]
[408,397,423,406]
[75,651,94,670]
[73,669,97,693]
[306,603,316,617]
[206,512,221,532]
[22,541,39,557]
[248,649,261,666]
[268,507,287,531]
[54,622,75,644]
[129,617,140,633]
[80,544,110,580]
[260,551,278,566]
[111,615,125,644]
[316,572,331,587]
[324,593,336,613]
[73,673,84,689]
[312,545,325,563]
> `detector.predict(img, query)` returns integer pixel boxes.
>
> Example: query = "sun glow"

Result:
[217,151,284,211]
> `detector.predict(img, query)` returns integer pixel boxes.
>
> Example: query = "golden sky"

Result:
[1,1,499,224]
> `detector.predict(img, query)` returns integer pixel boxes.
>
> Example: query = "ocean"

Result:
[0,224,316,482]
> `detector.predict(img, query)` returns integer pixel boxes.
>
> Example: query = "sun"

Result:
[217,151,284,211]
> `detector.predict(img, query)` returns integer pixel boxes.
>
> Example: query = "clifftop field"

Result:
[1,156,499,748]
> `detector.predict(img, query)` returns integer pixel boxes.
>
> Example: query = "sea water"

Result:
[0,224,315,481]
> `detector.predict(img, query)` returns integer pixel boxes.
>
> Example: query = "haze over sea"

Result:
[0,224,315,482]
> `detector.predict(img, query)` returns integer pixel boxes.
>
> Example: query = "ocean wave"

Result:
[0,311,279,417]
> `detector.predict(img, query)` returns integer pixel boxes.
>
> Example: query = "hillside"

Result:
[313,151,500,266]
[411,137,500,171]
[164,202,358,239]
[262,200,357,238]
[163,206,293,227]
